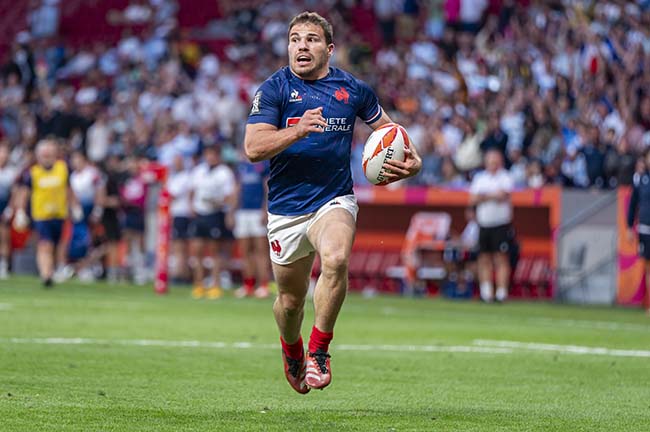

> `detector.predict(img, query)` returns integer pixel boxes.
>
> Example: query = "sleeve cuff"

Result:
[363,106,383,124]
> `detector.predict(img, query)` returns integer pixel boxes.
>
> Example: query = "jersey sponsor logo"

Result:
[289,89,303,103]
[286,117,301,128]
[334,87,350,104]
[286,116,352,132]
[250,91,262,114]
[270,239,282,256]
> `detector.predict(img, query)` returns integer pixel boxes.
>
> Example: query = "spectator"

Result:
[187,145,236,300]
[68,150,103,282]
[233,158,271,299]
[167,154,193,283]
[440,156,466,188]
[15,139,80,287]
[119,156,149,285]
[480,111,508,160]
[469,149,515,303]
[97,154,124,283]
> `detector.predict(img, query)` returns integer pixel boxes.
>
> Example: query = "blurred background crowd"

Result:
[3,0,650,188]
[1,0,649,284]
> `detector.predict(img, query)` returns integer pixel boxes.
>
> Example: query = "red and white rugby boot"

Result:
[305,349,332,390]
[282,349,310,394]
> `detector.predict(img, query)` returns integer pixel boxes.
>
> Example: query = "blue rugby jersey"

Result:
[238,160,269,210]
[247,66,382,215]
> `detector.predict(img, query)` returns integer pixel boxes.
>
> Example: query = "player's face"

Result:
[288,23,333,80]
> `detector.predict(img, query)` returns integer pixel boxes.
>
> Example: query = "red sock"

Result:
[308,326,333,354]
[244,277,255,294]
[280,336,304,360]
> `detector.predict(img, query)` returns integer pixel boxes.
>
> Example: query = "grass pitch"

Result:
[1,277,650,431]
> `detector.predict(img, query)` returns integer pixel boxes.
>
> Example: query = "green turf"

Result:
[1,276,650,431]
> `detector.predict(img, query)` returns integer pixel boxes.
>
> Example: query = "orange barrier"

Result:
[617,187,648,307]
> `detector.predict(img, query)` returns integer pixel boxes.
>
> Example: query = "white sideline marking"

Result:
[3,337,650,358]
[528,318,650,332]
[0,337,511,355]
[474,339,650,358]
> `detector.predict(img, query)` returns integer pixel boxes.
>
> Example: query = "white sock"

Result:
[480,282,493,301]
[495,286,508,302]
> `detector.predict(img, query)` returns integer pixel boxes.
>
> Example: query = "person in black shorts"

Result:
[469,149,515,303]
[98,155,124,283]
[167,154,193,283]
[187,145,236,299]
[626,151,650,316]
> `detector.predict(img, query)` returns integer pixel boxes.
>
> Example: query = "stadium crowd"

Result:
[0,0,649,285]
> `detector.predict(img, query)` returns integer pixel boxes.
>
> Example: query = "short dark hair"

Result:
[288,11,333,45]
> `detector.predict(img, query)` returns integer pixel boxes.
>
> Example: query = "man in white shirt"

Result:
[167,154,193,283]
[469,149,515,302]
[187,145,236,299]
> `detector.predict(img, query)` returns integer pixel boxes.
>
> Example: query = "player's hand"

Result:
[296,107,327,138]
[380,147,422,183]
[627,228,636,243]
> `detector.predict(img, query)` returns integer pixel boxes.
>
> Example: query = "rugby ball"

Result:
[362,123,410,185]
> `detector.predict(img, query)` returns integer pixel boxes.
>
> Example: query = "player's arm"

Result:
[368,111,422,182]
[244,107,327,162]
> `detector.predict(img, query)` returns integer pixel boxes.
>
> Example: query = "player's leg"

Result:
[37,240,55,286]
[206,238,224,299]
[34,221,57,287]
[643,258,650,317]
[52,221,72,282]
[304,208,356,389]
[494,225,511,302]
[235,235,254,297]
[272,253,314,394]
[103,215,122,282]
[207,211,230,298]
[477,253,494,302]
[273,254,314,343]
[253,234,272,298]
[189,237,205,298]
[308,209,355,333]
[494,252,510,303]
[0,221,10,279]
[477,226,494,302]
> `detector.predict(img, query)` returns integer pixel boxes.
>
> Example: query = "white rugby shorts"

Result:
[267,194,358,265]
[234,209,267,239]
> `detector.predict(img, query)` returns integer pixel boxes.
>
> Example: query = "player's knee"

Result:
[277,292,305,316]
[320,250,348,276]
